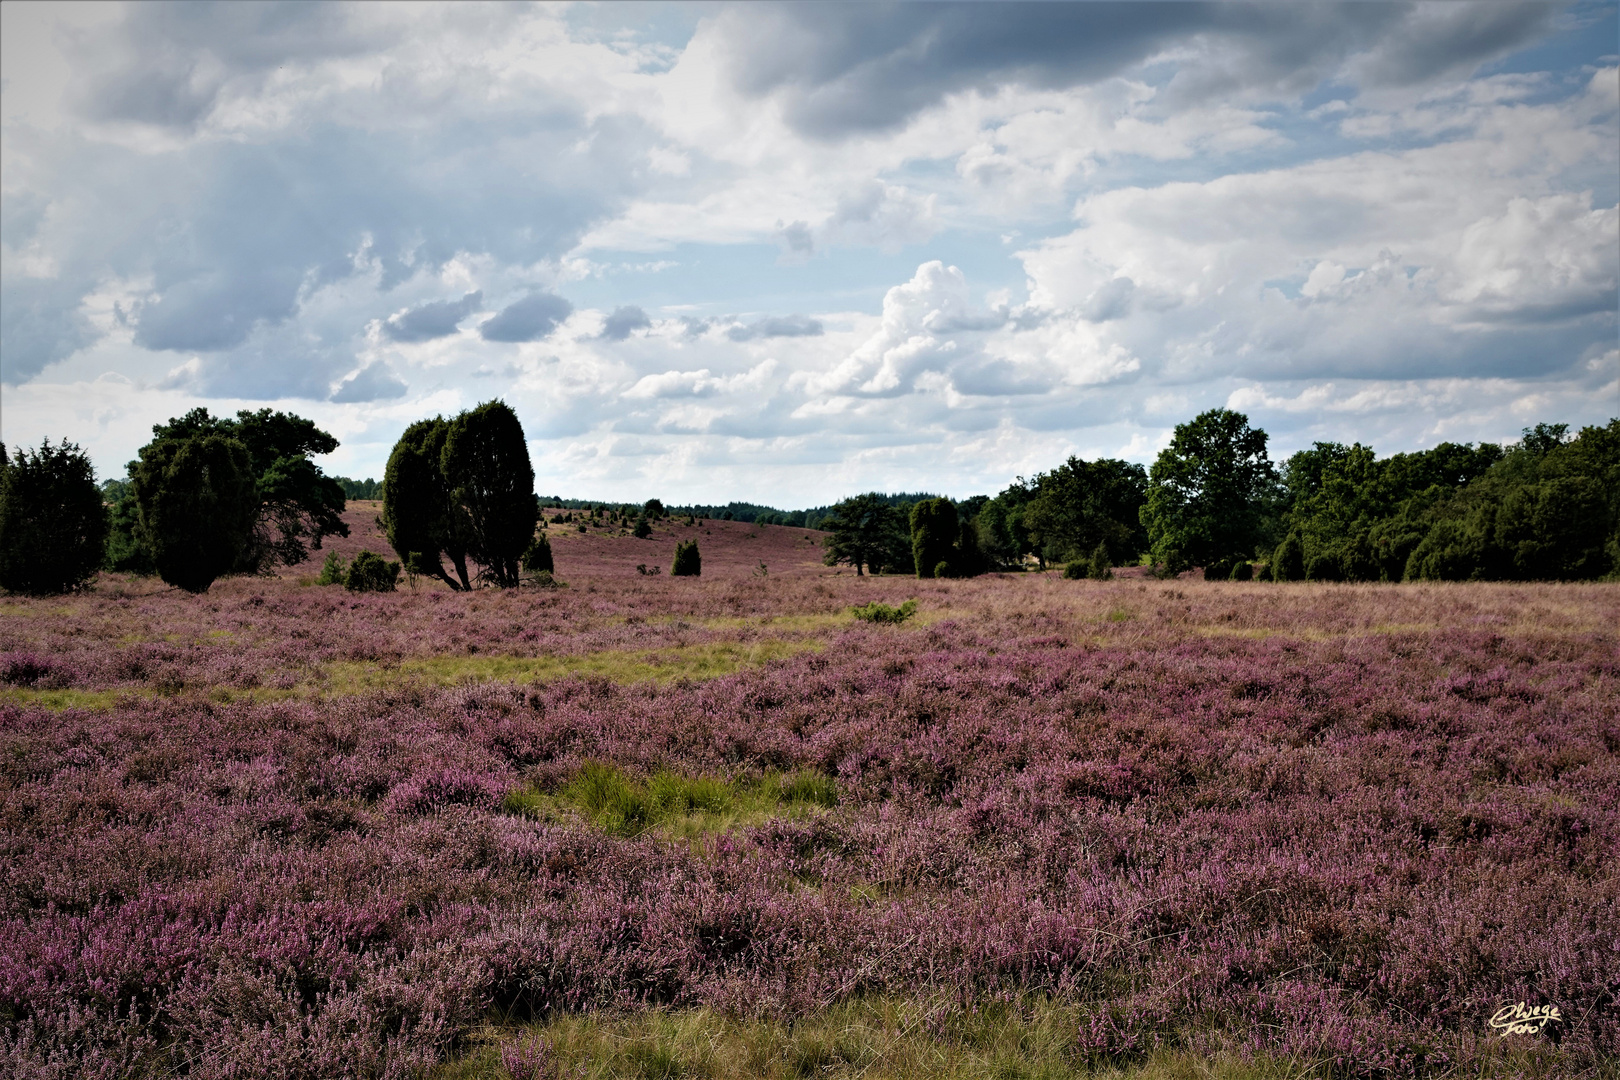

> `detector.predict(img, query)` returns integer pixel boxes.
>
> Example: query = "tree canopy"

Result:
[1023,456,1147,568]
[382,401,536,589]
[1142,409,1278,574]
[382,418,473,590]
[0,439,109,595]
[129,434,259,593]
[443,401,536,588]
[132,408,348,573]
[821,494,911,576]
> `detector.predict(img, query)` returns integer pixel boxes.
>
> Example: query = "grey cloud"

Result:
[950,360,1055,397]
[0,190,49,248]
[0,278,99,384]
[330,362,408,403]
[480,293,574,343]
[66,2,402,130]
[1349,3,1553,87]
[384,292,482,343]
[599,305,652,341]
[775,220,815,256]
[931,312,1008,333]
[1,5,652,399]
[713,3,1553,137]
[727,314,824,341]
[1082,278,1135,323]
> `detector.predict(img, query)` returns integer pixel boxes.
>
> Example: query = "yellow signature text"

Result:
[1488,1002,1561,1036]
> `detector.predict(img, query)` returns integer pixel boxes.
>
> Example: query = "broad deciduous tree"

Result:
[821,494,909,576]
[1142,409,1277,573]
[1023,456,1147,567]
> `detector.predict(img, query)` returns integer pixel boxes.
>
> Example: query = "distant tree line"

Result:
[335,476,381,500]
[3,406,1614,595]
[815,410,1620,583]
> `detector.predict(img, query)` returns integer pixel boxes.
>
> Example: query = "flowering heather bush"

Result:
[0,570,1616,1078]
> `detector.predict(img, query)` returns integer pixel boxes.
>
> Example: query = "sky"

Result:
[1,0,1616,505]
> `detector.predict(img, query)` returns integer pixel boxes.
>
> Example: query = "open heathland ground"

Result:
[1,521,1615,1079]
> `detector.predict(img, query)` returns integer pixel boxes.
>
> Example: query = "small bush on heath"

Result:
[344,550,400,592]
[671,540,701,576]
[316,550,348,585]
[851,599,918,624]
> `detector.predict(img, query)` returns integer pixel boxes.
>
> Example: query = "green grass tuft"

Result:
[434,997,1340,1079]
[503,763,838,838]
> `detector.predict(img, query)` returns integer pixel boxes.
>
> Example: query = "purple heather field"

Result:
[0,547,1616,1077]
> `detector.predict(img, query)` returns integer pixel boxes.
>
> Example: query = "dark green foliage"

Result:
[1087,540,1113,580]
[442,401,537,588]
[955,512,990,577]
[1278,419,1618,583]
[130,434,259,593]
[1202,559,1234,581]
[1403,431,1616,582]
[1024,456,1147,567]
[148,408,348,572]
[523,534,554,574]
[1273,534,1306,581]
[1281,438,1499,582]
[910,498,958,579]
[1228,560,1253,582]
[382,418,472,591]
[671,540,701,577]
[1305,553,1342,582]
[344,550,400,592]
[104,494,155,575]
[0,439,110,595]
[1254,561,1273,582]
[642,498,665,519]
[851,599,917,624]
[632,515,652,539]
[335,477,380,500]
[316,550,348,585]
[821,494,910,576]
[974,479,1035,567]
[1062,560,1088,580]
[1142,409,1277,573]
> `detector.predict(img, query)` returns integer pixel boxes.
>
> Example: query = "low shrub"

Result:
[1228,560,1254,581]
[522,535,554,574]
[1087,541,1113,580]
[1273,534,1305,581]
[344,550,400,592]
[1062,560,1088,580]
[851,599,918,624]
[671,540,701,577]
[316,550,348,585]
